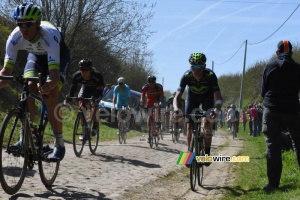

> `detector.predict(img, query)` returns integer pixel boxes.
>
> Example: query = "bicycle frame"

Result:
[0,74,60,195]
[68,96,99,157]
[1,75,51,161]
[184,112,205,191]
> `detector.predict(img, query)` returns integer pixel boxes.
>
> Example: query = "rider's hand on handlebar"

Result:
[210,110,217,120]
[172,110,180,119]
[63,100,70,107]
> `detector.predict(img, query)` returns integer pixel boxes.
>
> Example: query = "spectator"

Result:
[249,103,258,137]
[247,104,253,136]
[103,84,112,95]
[256,103,263,136]
[240,109,247,132]
[261,40,300,189]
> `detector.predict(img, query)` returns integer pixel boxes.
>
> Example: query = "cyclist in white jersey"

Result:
[0,2,70,160]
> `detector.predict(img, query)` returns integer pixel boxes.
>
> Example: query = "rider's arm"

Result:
[0,67,13,88]
[173,91,183,112]
[96,71,105,99]
[126,85,131,106]
[112,96,117,109]
[40,69,60,94]
[140,85,147,108]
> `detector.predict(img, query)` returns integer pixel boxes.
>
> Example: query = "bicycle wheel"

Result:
[0,109,28,195]
[73,113,85,157]
[189,135,197,191]
[198,134,205,186]
[118,121,124,144]
[123,122,128,144]
[89,122,99,154]
[38,116,60,186]
[148,118,154,148]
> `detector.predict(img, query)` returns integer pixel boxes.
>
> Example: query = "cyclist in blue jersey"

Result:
[0,3,70,160]
[173,52,222,166]
[112,77,131,132]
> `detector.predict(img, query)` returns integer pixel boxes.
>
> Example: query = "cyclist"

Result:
[65,58,104,137]
[112,77,131,134]
[140,76,164,141]
[173,52,222,166]
[166,92,185,132]
[0,2,70,160]
[227,104,238,136]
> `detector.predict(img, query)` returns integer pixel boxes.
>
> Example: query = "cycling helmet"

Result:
[13,2,42,21]
[118,77,125,84]
[78,58,93,70]
[147,76,156,82]
[230,103,236,108]
[189,52,207,65]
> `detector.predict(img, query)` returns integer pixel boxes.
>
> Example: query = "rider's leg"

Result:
[28,82,39,122]
[203,117,212,156]
[187,122,192,151]
[43,86,63,145]
[91,105,99,133]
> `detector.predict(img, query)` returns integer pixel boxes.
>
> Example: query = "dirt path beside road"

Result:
[0,129,243,200]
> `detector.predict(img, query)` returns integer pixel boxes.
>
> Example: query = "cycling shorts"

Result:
[23,41,70,90]
[185,92,214,123]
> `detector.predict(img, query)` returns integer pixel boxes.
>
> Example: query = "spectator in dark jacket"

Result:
[261,40,300,190]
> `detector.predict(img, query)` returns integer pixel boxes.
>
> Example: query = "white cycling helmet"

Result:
[118,77,125,84]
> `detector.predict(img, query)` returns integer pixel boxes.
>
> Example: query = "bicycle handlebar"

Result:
[0,75,43,83]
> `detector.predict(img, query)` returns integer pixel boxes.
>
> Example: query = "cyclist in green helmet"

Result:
[0,2,70,161]
[173,52,222,166]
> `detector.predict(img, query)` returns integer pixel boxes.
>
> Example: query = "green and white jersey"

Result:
[4,21,62,72]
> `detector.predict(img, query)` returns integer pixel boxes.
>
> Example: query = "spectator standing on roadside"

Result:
[247,104,253,136]
[256,103,263,136]
[103,84,111,95]
[261,40,300,189]
[250,103,258,137]
[240,109,247,132]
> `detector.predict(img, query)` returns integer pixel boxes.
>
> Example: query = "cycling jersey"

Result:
[141,83,164,108]
[4,21,70,88]
[113,84,131,108]
[178,69,220,115]
[166,95,185,113]
[68,70,104,100]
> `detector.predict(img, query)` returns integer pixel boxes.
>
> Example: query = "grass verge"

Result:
[222,123,300,200]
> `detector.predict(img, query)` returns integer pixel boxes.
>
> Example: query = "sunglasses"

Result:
[148,81,155,83]
[16,20,36,28]
[118,83,124,85]
[191,65,204,70]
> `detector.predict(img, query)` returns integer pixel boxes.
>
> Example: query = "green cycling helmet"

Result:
[189,52,207,65]
[13,2,42,20]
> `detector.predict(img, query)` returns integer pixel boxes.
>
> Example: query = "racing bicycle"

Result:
[184,112,205,191]
[0,74,59,195]
[117,105,130,144]
[68,96,100,157]
[148,103,161,148]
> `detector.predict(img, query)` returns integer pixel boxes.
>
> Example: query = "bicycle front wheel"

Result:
[38,117,60,186]
[189,135,197,191]
[73,113,85,157]
[148,118,154,148]
[198,131,205,186]
[118,122,124,144]
[89,122,99,154]
[0,109,28,195]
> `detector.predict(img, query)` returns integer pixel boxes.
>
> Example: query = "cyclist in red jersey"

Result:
[140,76,164,141]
